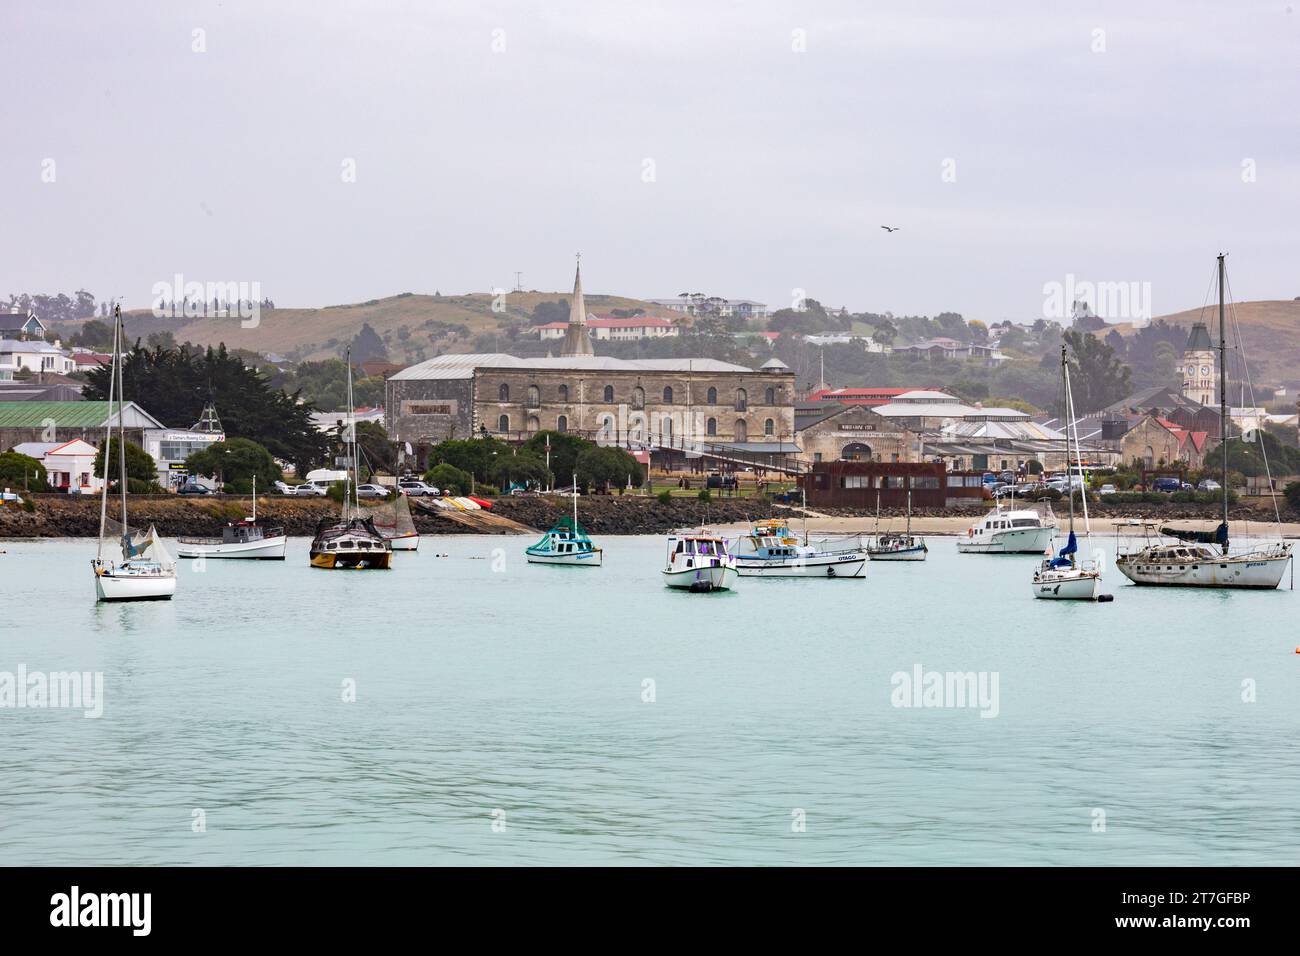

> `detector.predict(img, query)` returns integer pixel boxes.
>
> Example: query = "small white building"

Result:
[0,339,76,376]
[536,315,679,342]
[12,438,103,493]
[141,428,226,489]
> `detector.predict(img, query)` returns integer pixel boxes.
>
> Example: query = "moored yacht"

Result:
[662,530,738,592]
[732,519,866,577]
[526,476,603,566]
[176,478,287,560]
[957,504,1056,554]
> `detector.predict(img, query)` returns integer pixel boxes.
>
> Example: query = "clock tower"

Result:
[1180,322,1216,406]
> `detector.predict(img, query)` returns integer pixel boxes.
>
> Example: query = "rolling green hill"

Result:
[115,291,678,365]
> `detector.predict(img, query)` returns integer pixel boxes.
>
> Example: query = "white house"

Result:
[536,315,679,342]
[0,339,77,376]
[12,438,102,493]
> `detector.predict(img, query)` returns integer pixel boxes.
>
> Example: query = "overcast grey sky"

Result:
[3,0,1297,322]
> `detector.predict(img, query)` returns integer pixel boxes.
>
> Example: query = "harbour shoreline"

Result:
[2,493,1297,538]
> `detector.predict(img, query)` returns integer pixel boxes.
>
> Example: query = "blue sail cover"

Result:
[1049,531,1077,568]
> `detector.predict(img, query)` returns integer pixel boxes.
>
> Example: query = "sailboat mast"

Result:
[116,305,128,540]
[1065,347,1091,545]
[572,473,577,529]
[906,489,912,539]
[1218,253,1229,553]
[346,346,357,519]
[1061,346,1074,537]
[96,308,121,560]
[252,474,257,521]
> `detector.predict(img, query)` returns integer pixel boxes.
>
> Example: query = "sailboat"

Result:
[1116,254,1293,588]
[309,348,392,570]
[357,490,420,551]
[1032,346,1103,600]
[176,476,287,560]
[868,490,928,561]
[525,475,603,566]
[91,306,178,601]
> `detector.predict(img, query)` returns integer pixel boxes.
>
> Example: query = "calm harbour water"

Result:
[2,533,1298,866]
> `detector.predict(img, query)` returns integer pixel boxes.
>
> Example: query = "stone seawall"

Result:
[1,493,1293,538]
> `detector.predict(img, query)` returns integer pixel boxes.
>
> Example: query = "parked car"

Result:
[293,481,330,497]
[1152,477,1182,493]
[1197,478,1221,492]
[981,472,998,486]
[998,471,1016,484]
[397,480,439,497]
[355,483,391,499]
[272,480,294,495]
[177,482,212,496]
[1098,484,1117,496]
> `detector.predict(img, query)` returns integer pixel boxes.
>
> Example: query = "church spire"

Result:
[561,254,594,357]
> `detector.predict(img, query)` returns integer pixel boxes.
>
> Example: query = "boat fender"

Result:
[968,528,974,537]
[1096,594,1115,603]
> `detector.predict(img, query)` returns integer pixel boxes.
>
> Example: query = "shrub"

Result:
[1286,481,1300,511]
[656,489,673,505]
[425,462,474,496]
[0,451,50,492]
[698,489,711,502]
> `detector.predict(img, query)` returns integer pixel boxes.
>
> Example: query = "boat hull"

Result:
[386,533,419,551]
[868,545,928,561]
[735,553,865,577]
[94,568,177,602]
[662,564,738,592]
[1116,552,1290,589]
[957,527,1055,554]
[526,548,603,566]
[176,535,287,560]
[1032,570,1101,600]
[309,550,392,570]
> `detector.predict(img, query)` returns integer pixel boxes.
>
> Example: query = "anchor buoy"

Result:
[826,566,836,578]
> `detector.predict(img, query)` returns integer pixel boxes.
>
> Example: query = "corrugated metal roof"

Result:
[0,401,164,429]
[390,353,760,380]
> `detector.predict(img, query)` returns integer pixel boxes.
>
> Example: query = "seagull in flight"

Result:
[881,225,901,233]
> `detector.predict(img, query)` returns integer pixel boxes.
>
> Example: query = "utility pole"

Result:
[514,271,523,292]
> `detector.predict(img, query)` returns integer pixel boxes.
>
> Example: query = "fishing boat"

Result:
[956,503,1056,554]
[867,490,928,561]
[732,518,866,577]
[176,477,287,560]
[1115,254,1292,589]
[526,476,603,566]
[91,306,178,601]
[662,530,738,592]
[1032,346,1103,600]
[309,348,392,570]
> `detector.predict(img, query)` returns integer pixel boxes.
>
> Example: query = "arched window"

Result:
[557,415,568,433]
[527,385,540,408]
[632,386,645,410]
[598,414,615,440]
[527,415,540,432]
[662,417,673,443]
[706,417,717,436]
[735,419,747,442]
[558,384,568,402]
[707,387,717,404]
[603,384,614,403]
[498,383,509,402]
[765,387,775,405]
[735,388,747,411]
[498,414,509,433]
[663,386,673,404]
[764,418,775,436]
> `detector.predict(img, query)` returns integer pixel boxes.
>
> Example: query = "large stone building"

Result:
[795,404,915,465]
[386,263,795,454]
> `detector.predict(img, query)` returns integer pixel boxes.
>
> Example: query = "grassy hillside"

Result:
[115,291,678,365]
[1106,299,1300,389]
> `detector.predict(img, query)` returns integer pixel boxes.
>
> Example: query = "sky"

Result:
[3,0,1298,323]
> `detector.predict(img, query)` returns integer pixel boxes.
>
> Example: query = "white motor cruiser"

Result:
[662,530,738,592]
[957,504,1056,554]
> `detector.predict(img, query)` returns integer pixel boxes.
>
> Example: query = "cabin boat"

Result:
[869,533,928,561]
[1114,522,1291,589]
[177,517,287,560]
[732,519,866,577]
[526,515,603,566]
[662,531,738,592]
[309,516,392,569]
[957,505,1055,554]
[1113,255,1293,590]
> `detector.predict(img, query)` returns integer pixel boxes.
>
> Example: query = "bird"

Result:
[881,225,900,233]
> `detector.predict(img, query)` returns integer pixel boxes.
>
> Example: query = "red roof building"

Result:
[804,387,935,407]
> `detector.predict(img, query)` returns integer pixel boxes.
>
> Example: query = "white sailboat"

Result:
[1032,346,1104,600]
[1115,254,1293,589]
[91,305,178,602]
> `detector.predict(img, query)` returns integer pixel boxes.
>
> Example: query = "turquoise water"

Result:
[2,534,1298,866]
